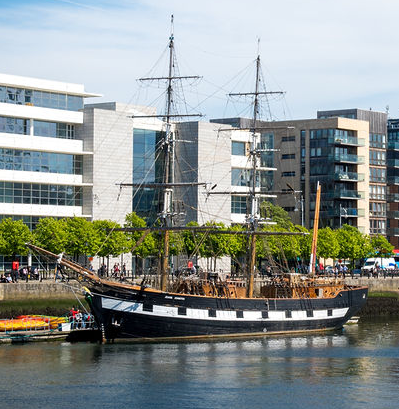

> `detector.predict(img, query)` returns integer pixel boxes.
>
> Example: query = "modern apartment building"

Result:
[318,109,388,236]
[0,73,99,268]
[210,116,371,233]
[387,118,399,247]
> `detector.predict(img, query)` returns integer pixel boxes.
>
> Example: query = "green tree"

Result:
[124,212,156,259]
[33,218,68,254]
[182,221,202,258]
[370,235,394,257]
[260,201,293,230]
[0,218,32,257]
[295,225,312,260]
[64,217,98,259]
[199,221,230,271]
[336,224,371,268]
[317,227,339,261]
[92,219,129,258]
[226,224,247,275]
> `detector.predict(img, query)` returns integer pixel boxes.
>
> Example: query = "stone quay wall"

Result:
[0,282,75,301]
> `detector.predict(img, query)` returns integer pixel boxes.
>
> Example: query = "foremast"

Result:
[134,16,202,291]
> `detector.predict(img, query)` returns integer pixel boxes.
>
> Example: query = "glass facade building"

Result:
[0,86,83,111]
[0,149,82,174]
[0,182,82,206]
[132,128,165,219]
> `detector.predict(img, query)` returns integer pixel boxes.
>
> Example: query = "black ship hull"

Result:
[87,284,368,341]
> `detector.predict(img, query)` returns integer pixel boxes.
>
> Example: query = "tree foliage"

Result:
[370,235,394,257]
[33,218,68,254]
[317,227,339,260]
[0,218,32,257]
[64,217,98,257]
[336,224,371,266]
[92,219,129,258]
[124,212,156,258]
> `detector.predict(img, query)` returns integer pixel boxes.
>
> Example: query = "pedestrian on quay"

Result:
[11,259,19,283]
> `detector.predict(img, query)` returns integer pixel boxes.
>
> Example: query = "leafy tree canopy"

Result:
[370,235,394,258]
[124,212,156,258]
[0,218,32,257]
[317,227,339,260]
[33,218,68,254]
[92,219,129,258]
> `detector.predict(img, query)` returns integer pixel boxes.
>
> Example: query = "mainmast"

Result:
[229,43,284,297]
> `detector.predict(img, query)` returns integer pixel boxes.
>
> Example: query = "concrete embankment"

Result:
[345,277,399,294]
[0,281,76,301]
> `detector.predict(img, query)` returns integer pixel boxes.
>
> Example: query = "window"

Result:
[0,149,82,175]
[370,219,386,235]
[0,182,81,206]
[231,196,247,214]
[370,150,386,166]
[231,168,250,186]
[282,135,295,142]
[0,86,83,111]
[282,153,295,160]
[369,202,386,217]
[0,116,30,135]
[133,128,165,219]
[232,141,246,156]
[282,171,295,177]
[370,133,386,149]
[369,185,386,200]
[370,167,386,183]
[34,121,75,139]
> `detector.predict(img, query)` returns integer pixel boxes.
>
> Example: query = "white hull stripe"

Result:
[101,297,349,322]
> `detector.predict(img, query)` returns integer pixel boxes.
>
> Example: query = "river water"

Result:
[2,317,399,409]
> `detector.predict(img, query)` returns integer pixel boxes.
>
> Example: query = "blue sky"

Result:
[1,0,399,120]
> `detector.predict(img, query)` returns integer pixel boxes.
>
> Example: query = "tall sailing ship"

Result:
[27,19,368,341]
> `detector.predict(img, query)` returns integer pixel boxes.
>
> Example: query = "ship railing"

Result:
[66,317,96,331]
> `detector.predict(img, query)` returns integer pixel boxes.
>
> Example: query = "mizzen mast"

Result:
[229,42,284,297]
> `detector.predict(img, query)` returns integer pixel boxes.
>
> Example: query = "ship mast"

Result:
[229,44,284,297]
[309,181,321,276]
[134,15,202,291]
[160,17,175,292]
[248,54,261,298]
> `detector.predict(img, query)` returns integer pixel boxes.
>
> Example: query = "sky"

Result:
[1,0,399,121]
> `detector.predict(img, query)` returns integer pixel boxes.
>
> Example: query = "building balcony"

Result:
[388,141,399,151]
[325,190,364,200]
[387,159,399,168]
[388,211,399,219]
[388,193,399,202]
[331,153,364,164]
[387,176,399,185]
[388,228,399,236]
[324,208,365,217]
[332,136,365,146]
[334,172,364,182]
